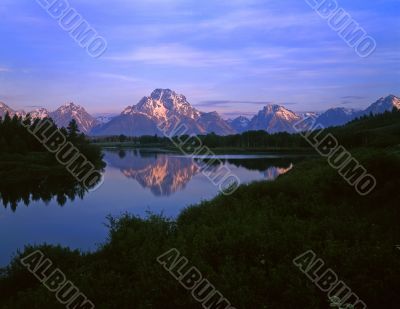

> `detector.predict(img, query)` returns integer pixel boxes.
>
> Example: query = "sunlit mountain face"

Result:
[104,150,295,197]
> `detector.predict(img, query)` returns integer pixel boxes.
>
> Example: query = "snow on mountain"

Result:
[228,116,251,133]
[0,103,49,120]
[49,102,99,134]
[314,95,400,128]
[27,108,50,120]
[135,89,202,122]
[1,101,96,133]
[93,89,234,136]
[96,115,116,125]
[315,108,358,128]
[299,112,320,119]
[0,102,15,118]
[247,104,301,133]
[362,95,400,116]
[1,94,399,136]
[90,94,400,136]
[198,111,236,135]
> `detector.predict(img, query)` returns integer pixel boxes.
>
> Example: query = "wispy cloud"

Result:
[219,110,255,118]
[196,100,271,107]
[198,9,315,32]
[341,96,366,100]
[0,0,396,113]
[0,67,11,72]
[24,105,45,109]
[105,44,245,67]
[94,72,141,83]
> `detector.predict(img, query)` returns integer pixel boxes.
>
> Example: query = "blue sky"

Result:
[0,0,399,118]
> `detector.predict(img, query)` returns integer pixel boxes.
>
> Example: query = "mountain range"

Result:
[0,101,98,134]
[314,95,400,128]
[0,90,399,136]
[91,89,236,136]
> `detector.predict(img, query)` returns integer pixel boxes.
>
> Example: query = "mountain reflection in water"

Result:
[0,149,301,266]
[104,149,294,197]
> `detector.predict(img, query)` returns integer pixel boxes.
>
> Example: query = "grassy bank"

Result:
[0,148,399,308]
[1,111,400,308]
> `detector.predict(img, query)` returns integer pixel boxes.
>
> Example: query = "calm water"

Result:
[0,149,297,266]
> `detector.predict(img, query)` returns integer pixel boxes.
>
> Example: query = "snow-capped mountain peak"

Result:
[93,89,233,136]
[262,104,283,112]
[260,104,300,120]
[0,102,9,109]
[122,106,136,115]
[27,108,49,120]
[95,114,116,125]
[247,104,301,133]
[227,116,251,133]
[315,107,358,128]
[50,102,98,133]
[58,102,86,114]
[365,95,400,114]
[1,93,399,136]
[0,102,15,117]
[134,88,201,122]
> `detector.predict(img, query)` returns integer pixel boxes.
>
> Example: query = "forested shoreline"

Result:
[0,110,399,308]
[0,114,105,209]
[91,109,400,151]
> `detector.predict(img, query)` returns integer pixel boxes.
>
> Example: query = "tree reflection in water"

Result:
[0,170,95,211]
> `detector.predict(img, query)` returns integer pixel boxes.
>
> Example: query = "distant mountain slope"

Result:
[0,102,15,118]
[135,89,202,122]
[330,108,400,148]
[316,108,358,128]
[198,112,236,135]
[96,115,116,125]
[1,94,399,136]
[28,108,50,120]
[91,89,235,136]
[362,95,400,116]
[49,103,99,134]
[91,114,160,136]
[315,95,400,128]
[193,95,399,134]
[247,104,301,133]
[228,116,251,133]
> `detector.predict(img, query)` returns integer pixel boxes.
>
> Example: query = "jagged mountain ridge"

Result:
[227,116,251,133]
[362,95,400,115]
[315,108,358,128]
[314,95,400,128]
[246,104,302,134]
[49,103,99,134]
[92,89,234,136]
[1,93,399,136]
[0,102,15,118]
[0,102,97,134]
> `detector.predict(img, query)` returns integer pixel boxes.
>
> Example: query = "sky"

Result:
[0,0,399,118]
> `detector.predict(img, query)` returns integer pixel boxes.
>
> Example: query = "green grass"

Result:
[1,111,400,308]
[1,148,399,308]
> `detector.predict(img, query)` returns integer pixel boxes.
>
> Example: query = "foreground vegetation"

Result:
[0,110,399,308]
[0,112,400,309]
[1,149,399,308]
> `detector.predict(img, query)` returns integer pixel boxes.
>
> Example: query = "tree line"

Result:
[0,113,103,165]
